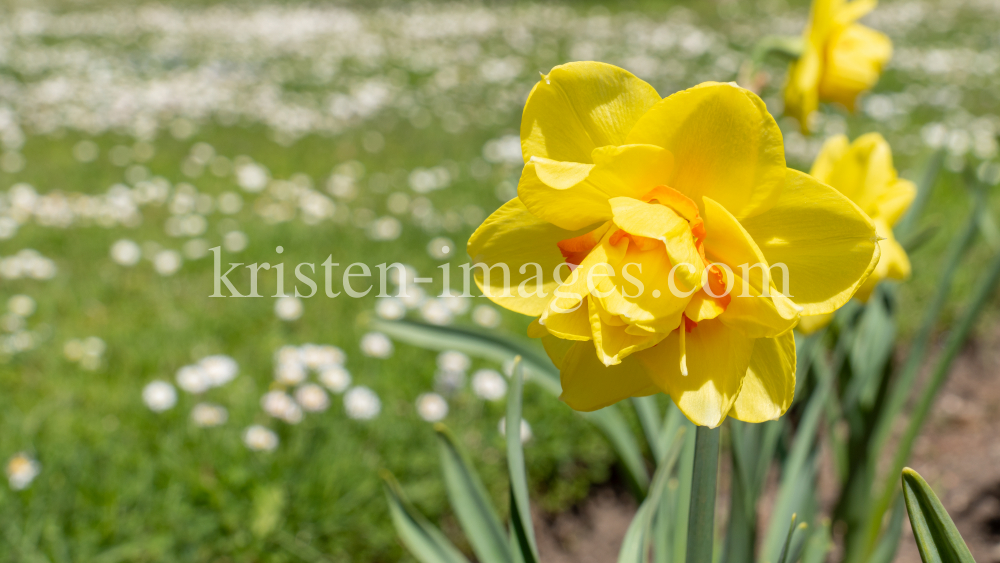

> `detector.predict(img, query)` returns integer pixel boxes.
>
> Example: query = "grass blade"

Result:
[382,471,472,563]
[901,468,975,563]
[435,425,513,563]
[506,357,539,562]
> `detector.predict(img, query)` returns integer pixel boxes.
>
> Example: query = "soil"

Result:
[536,329,1000,563]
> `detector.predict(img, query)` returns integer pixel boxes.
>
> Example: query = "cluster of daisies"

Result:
[0,294,40,359]
[136,339,525,456]
[141,354,239,430]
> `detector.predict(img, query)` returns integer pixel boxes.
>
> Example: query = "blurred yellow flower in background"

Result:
[797,133,916,334]
[468,62,880,427]
[784,0,892,133]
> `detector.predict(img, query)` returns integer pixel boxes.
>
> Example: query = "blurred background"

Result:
[0,0,998,560]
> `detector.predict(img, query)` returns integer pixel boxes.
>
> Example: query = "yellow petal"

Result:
[702,196,798,337]
[588,297,665,366]
[559,340,657,412]
[518,144,674,231]
[876,179,917,227]
[545,228,621,315]
[594,236,689,332]
[542,298,592,341]
[784,48,822,134]
[467,198,590,316]
[720,274,799,338]
[819,24,892,110]
[540,334,575,370]
[588,144,675,199]
[702,196,770,288]
[836,0,878,26]
[730,331,796,423]
[517,160,609,231]
[855,223,910,302]
[740,168,879,316]
[809,134,850,185]
[520,62,661,164]
[608,197,703,286]
[814,132,895,214]
[796,312,834,334]
[637,319,755,428]
[626,82,786,219]
[684,291,727,324]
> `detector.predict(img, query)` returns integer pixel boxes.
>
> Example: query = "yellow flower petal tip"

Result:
[784,0,892,133]
[469,62,879,426]
[797,132,914,331]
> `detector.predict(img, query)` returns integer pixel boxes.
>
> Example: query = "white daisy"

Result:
[142,380,177,412]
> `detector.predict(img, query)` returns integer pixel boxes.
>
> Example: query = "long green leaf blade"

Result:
[506,358,539,562]
[901,468,975,563]
[584,407,651,494]
[369,317,560,394]
[374,316,651,492]
[435,425,513,563]
[382,471,472,563]
[632,396,664,461]
[865,237,1000,557]
[686,425,720,563]
[617,427,687,563]
[673,421,697,563]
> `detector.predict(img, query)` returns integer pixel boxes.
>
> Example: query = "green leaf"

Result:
[686,425,721,563]
[845,289,896,409]
[584,407,651,494]
[632,396,663,461]
[864,219,1000,559]
[617,427,686,563]
[761,351,831,562]
[368,317,560,394]
[434,425,513,563]
[673,422,697,563]
[506,358,539,563]
[868,495,907,563]
[799,519,831,563]
[901,468,975,563]
[657,402,686,468]
[382,471,472,563]
[895,149,944,239]
[372,316,651,492]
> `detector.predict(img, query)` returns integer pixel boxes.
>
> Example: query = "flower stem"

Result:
[686,424,720,563]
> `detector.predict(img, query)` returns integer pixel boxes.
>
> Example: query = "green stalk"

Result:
[863,239,1000,558]
[686,425,720,563]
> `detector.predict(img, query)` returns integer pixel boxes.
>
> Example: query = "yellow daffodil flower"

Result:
[467,62,880,427]
[796,133,915,334]
[784,0,892,133]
